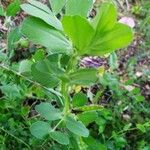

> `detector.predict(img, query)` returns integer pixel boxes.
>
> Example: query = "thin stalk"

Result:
[107,127,137,141]
[51,118,64,132]
[0,63,62,98]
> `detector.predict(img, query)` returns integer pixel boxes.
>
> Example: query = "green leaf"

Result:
[109,52,118,70]
[35,54,64,76]
[0,6,5,16]
[91,2,117,33]
[31,54,68,87]
[32,49,45,62]
[65,116,89,137]
[72,92,88,107]
[30,121,51,139]
[114,135,127,147]
[135,95,145,102]
[62,2,133,56]
[62,15,94,54]
[50,131,69,145]
[19,60,32,74]
[87,23,133,56]
[6,0,20,16]
[0,84,21,99]
[86,3,133,56]
[19,39,29,48]
[27,0,51,13]
[31,62,59,87]
[21,0,62,30]
[95,117,106,133]
[100,72,119,87]
[123,123,132,131]
[7,27,21,56]
[66,0,93,18]
[60,55,70,68]
[69,68,98,86]
[62,5,133,56]
[77,111,98,126]
[83,136,107,150]
[21,17,72,54]
[31,64,59,87]
[35,102,62,121]
[131,87,141,95]
[49,0,66,15]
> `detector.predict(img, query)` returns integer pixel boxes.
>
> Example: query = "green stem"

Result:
[61,54,78,114]
[61,82,70,114]
[51,118,64,132]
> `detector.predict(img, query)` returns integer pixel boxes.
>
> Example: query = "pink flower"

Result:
[119,17,135,28]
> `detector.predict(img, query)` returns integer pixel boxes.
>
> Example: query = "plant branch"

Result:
[61,82,70,114]
[51,118,64,132]
[125,0,129,11]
